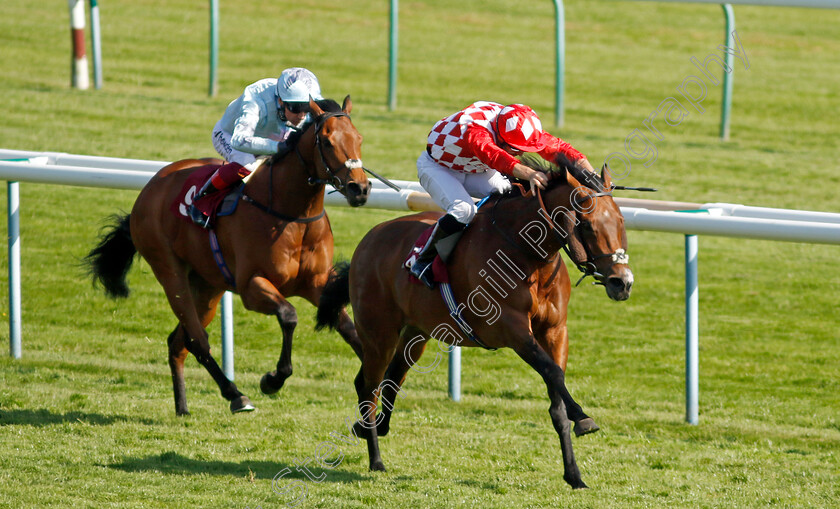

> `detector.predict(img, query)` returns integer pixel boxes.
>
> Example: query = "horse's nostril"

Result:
[608,277,628,290]
[347,182,362,195]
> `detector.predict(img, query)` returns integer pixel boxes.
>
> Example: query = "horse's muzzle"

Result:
[604,269,633,301]
[345,180,371,207]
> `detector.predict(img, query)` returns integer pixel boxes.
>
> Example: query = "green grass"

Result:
[1,1,839,507]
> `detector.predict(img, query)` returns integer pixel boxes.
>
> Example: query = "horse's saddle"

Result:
[403,225,450,286]
[170,165,243,227]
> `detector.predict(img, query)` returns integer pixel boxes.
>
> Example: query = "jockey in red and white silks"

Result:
[421,101,592,223]
[409,101,596,287]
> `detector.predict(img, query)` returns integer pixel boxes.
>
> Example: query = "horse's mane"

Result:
[315,98,342,113]
[494,153,606,202]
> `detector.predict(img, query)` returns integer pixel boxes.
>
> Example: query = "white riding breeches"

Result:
[417,151,512,224]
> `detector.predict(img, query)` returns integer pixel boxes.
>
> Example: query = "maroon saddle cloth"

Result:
[403,225,451,285]
[169,165,230,225]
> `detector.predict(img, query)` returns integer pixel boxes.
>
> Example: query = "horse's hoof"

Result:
[176,409,190,417]
[574,417,600,437]
[572,480,589,490]
[260,373,283,395]
[376,422,390,437]
[231,396,256,413]
[370,460,387,472]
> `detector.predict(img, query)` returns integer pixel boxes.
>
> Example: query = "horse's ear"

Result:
[600,163,612,189]
[342,95,353,114]
[565,168,583,189]
[309,96,324,117]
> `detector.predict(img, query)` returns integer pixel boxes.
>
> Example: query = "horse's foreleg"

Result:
[236,275,298,395]
[260,301,297,394]
[539,324,598,436]
[167,325,190,416]
[514,337,587,489]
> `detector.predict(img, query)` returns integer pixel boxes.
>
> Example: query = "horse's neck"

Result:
[249,155,325,217]
[481,186,575,265]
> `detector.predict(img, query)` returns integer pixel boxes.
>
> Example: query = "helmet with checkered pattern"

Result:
[496,104,548,152]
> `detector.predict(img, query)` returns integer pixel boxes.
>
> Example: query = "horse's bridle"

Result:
[490,181,629,286]
[297,111,362,192]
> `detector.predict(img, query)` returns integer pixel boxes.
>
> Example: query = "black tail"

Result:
[315,261,351,331]
[83,214,137,299]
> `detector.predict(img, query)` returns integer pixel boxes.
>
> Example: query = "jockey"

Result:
[410,101,597,287]
[189,67,323,226]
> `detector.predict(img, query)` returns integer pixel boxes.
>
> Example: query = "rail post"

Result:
[68,0,90,90]
[7,182,21,359]
[685,234,699,424]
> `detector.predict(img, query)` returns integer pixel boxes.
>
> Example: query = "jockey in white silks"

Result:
[190,67,323,226]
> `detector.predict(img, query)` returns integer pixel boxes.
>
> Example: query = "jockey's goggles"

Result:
[283,101,309,114]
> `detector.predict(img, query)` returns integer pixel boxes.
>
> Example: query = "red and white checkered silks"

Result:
[426,101,507,174]
[496,104,546,151]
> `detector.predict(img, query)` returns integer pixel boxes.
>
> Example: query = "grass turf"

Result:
[0,1,838,507]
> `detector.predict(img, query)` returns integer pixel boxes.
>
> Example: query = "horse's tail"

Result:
[315,261,351,331]
[83,214,137,299]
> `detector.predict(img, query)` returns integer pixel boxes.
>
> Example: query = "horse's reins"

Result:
[304,112,402,192]
[489,179,627,286]
[241,111,350,223]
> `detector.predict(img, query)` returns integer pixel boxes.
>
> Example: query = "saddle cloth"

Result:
[170,164,237,225]
[403,225,450,285]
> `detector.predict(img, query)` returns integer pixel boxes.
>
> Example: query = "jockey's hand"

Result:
[284,127,304,149]
[513,163,548,194]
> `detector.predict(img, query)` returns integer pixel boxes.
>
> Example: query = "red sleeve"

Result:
[462,124,520,176]
[536,132,585,166]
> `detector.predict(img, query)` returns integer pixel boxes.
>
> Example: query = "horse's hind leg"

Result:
[259,299,298,395]
[167,324,190,415]
[351,330,400,472]
[189,282,255,413]
[374,327,429,437]
[153,261,253,414]
[335,308,363,360]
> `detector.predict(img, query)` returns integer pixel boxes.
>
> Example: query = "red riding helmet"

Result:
[496,104,548,152]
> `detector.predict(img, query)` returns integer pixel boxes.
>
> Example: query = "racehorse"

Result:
[316,163,633,489]
[85,96,370,416]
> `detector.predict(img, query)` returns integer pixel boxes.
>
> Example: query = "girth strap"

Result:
[439,282,497,351]
[208,230,235,289]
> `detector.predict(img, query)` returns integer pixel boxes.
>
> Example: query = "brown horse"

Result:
[85,96,370,415]
[316,164,633,489]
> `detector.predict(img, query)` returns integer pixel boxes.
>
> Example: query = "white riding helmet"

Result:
[276,67,323,102]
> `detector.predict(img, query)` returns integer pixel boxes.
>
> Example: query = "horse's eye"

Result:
[579,221,594,233]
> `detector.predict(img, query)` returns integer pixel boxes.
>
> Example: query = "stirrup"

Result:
[188,203,211,229]
[410,259,435,289]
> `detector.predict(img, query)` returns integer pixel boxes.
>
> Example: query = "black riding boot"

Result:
[409,214,467,288]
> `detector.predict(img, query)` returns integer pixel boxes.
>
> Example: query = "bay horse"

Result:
[316,164,633,489]
[85,96,370,415]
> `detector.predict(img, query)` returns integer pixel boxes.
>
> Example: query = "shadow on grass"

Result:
[108,451,368,482]
[0,408,158,426]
